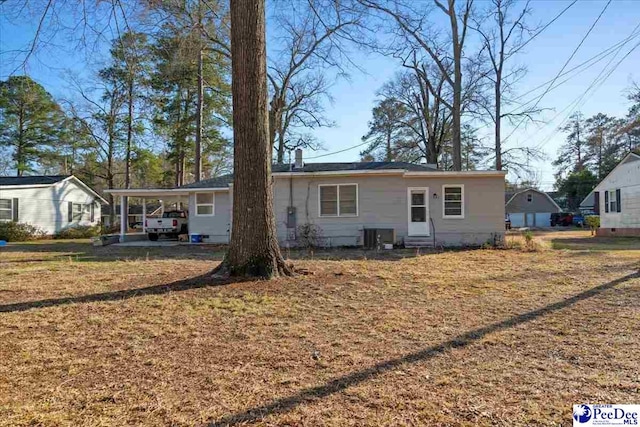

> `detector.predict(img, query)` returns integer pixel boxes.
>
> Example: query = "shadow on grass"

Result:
[207,270,640,427]
[0,273,235,313]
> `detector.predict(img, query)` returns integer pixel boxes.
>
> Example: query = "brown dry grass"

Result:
[0,231,639,426]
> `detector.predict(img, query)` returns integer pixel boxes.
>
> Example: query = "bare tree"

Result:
[471,0,542,170]
[360,0,473,170]
[63,76,127,226]
[267,0,363,163]
[213,0,292,278]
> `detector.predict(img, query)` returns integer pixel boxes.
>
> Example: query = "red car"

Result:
[550,212,573,226]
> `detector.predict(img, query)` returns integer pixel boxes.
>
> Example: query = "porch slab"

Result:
[112,240,180,247]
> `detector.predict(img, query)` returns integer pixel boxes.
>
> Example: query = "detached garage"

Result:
[506,188,562,228]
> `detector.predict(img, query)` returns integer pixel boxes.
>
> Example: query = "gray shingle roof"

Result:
[179,174,234,189]
[178,162,438,189]
[0,175,70,186]
[271,162,438,173]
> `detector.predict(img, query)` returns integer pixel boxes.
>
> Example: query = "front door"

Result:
[408,187,430,236]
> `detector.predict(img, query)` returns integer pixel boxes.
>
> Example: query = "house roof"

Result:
[271,162,439,173]
[593,151,640,192]
[505,188,562,211]
[179,174,234,189]
[178,163,443,189]
[0,175,70,186]
[0,174,108,204]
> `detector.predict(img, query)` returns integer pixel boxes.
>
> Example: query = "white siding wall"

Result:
[0,180,102,234]
[186,174,506,247]
[187,190,232,243]
[272,174,505,247]
[596,156,640,229]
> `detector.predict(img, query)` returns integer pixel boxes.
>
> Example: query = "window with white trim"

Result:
[72,203,89,221]
[443,185,464,218]
[195,193,215,216]
[609,189,617,212]
[319,184,358,217]
[0,199,12,221]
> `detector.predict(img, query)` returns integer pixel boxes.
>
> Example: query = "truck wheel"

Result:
[148,233,159,241]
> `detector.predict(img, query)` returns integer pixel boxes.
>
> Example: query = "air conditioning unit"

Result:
[363,228,394,249]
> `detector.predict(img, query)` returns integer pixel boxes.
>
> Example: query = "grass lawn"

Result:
[0,230,638,426]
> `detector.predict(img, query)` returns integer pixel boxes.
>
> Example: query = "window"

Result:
[195,193,214,216]
[0,199,12,221]
[319,184,358,217]
[527,194,533,202]
[72,203,83,221]
[71,203,91,221]
[443,185,464,218]
[608,190,616,212]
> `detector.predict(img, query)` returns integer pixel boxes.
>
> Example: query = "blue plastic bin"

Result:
[190,233,203,243]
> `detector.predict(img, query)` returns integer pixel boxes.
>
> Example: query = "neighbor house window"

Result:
[195,193,214,216]
[0,199,12,221]
[72,203,85,221]
[319,184,358,217]
[443,185,464,218]
[527,194,533,202]
[609,190,616,212]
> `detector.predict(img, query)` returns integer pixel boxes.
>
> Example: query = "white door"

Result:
[408,187,430,236]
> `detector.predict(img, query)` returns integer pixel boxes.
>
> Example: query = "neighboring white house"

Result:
[0,175,107,234]
[106,150,507,247]
[505,188,562,227]
[590,152,640,236]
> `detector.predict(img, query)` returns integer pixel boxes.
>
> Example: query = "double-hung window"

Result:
[319,184,358,217]
[195,193,215,216]
[443,185,464,218]
[72,203,84,221]
[609,190,617,212]
[0,199,12,221]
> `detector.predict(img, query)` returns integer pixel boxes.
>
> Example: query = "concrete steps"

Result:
[404,236,434,248]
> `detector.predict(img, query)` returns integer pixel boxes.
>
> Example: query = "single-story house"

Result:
[588,151,640,236]
[505,188,562,227]
[0,175,107,234]
[106,150,507,247]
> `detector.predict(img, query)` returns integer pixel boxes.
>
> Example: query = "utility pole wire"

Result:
[533,34,640,151]
[505,26,640,110]
[512,0,578,55]
[502,0,612,144]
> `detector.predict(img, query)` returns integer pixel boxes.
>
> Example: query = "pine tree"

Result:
[0,76,67,175]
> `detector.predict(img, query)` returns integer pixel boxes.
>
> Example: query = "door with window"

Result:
[408,187,430,236]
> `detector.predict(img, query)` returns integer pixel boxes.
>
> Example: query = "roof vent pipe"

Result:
[294,148,303,169]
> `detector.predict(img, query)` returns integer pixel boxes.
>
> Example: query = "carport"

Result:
[104,188,190,243]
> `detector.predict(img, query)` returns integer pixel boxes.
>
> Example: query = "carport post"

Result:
[119,195,126,243]
[142,200,147,233]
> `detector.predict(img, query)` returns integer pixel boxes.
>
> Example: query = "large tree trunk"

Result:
[214,0,292,278]
[194,0,204,182]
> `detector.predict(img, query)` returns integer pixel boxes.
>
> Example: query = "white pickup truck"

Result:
[145,210,188,241]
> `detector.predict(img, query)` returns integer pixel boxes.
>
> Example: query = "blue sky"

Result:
[1,0,639,189]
